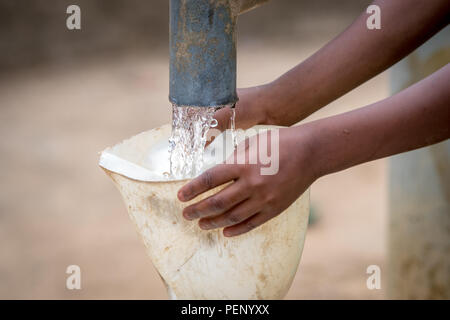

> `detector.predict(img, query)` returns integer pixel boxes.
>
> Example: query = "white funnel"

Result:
[99,124,309,299]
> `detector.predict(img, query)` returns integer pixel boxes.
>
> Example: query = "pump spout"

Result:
[169,0,268,107]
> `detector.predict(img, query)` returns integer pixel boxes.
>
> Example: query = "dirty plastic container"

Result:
[99,124,309,299]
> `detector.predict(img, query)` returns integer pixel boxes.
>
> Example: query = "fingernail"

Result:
[183,210,197,220]
[199,220,210,230]
[223,229,233,237]
[178,190,185,201]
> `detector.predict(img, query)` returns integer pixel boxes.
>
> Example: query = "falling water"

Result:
[230,107,237,149]
[168,105,217,179]
[168,105,236,180]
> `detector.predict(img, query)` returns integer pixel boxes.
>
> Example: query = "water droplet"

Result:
[210,119,218,128]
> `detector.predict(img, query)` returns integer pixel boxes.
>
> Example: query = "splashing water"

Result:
[230,108,237,148]
[168,104,236,180]
[168,105,218,179]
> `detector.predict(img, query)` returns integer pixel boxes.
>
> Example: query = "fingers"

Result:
[198,199,260,230]
[223,212,274,237]
[183,180,249,220]
[178,164,240,202]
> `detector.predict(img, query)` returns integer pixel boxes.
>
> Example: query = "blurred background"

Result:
[0,0,389,299]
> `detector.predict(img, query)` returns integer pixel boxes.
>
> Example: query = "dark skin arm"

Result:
[214,0,449,130]
[179,65,449,237]
[178,0,450,236]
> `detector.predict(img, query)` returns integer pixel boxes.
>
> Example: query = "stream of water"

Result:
[168,105,235,180]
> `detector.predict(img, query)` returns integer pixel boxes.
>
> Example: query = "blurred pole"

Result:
[388,26,450,299]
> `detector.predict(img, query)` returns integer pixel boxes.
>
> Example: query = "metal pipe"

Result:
[169,0,268,107]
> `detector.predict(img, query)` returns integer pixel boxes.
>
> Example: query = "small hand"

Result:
[178,126,318,237]
[206,85,274,146]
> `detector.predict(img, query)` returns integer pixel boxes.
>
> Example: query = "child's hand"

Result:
[210,85,274,134]
[180,62,450,237]
[178,126,318,237]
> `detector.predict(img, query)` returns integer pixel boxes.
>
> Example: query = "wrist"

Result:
[261,80,287,126]
[289,123,326,182]
[236,84,276,128]
[303,117,358,180]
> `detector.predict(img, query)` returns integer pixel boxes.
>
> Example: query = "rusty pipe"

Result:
[169,0,268,107]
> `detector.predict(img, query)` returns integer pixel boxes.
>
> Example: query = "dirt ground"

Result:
[0,39,389,299]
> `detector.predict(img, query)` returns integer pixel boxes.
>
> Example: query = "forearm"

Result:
[182,65,448,238]
[304,64,449,178]
[263,0,449,126]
